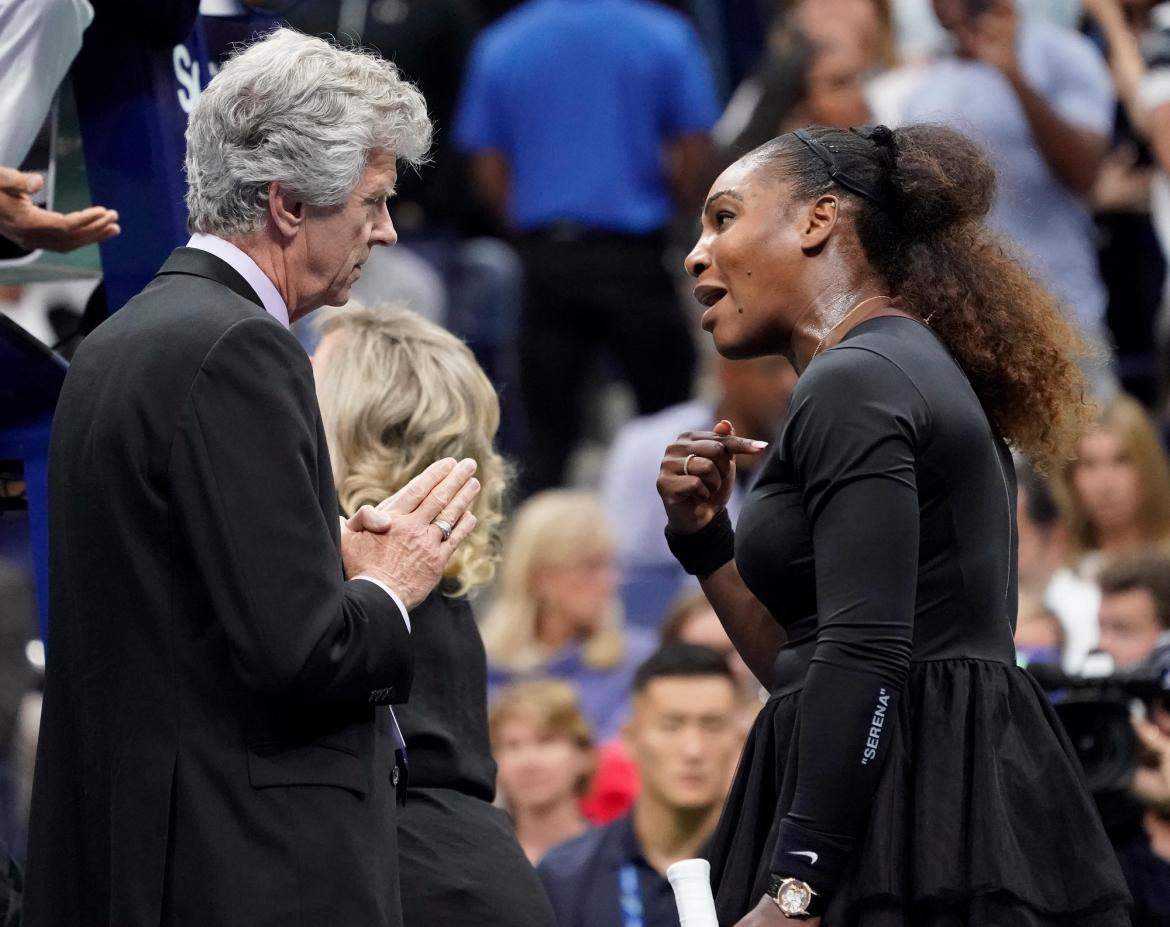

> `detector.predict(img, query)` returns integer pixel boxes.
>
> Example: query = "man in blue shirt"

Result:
[454,0,721,495]
[537,644,742,927]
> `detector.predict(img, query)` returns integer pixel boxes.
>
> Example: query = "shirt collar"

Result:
[601,813,648,868]
[186,233,290,328]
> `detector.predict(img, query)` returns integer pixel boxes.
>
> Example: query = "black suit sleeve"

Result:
[168,316,412,706]
[768,347,923,898]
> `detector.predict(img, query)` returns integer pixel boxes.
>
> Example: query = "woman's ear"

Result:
[799,194,840,254]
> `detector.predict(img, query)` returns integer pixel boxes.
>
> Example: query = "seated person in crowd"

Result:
[659,590,765,731]
[600,356,794,627]
[1058,395,1170,580]
[490,680,597,865]
[537,645,741,927]
[1013,603,1066,668]
[312,304,553,927]
[712,19,874,165]
[482,491,656,740]
[1097,552,1170,671]
[1016,455,1100,670]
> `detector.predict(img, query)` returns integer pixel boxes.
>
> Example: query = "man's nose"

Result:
[374,205,397,247]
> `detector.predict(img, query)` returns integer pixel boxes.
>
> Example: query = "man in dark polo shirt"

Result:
[537,644,741,927]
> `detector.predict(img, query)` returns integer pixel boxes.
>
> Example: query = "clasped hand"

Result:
[340,457,481,609]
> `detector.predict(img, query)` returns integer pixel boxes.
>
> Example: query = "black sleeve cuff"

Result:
[770,817,855,906]
[664,509,735,578]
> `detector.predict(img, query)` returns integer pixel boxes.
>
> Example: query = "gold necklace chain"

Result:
[811,294,894,359]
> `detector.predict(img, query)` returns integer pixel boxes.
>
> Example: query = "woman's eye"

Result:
[715,211,734,228]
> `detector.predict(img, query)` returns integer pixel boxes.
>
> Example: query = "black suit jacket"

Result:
[23,248,413,927]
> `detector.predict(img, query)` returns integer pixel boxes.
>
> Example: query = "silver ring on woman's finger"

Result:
[682,453,697,477]
[433,518,454,542]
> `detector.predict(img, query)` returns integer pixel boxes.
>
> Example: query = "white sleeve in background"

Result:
[352,576,412,633]
[0,0,93,167]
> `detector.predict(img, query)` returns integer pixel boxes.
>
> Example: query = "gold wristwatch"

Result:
[767,875,818,918]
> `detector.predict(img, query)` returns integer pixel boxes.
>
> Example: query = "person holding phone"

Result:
[899,0,1117,395]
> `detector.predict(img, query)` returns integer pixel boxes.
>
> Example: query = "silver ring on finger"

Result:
[682,453,697,477]
[433,518,454,542]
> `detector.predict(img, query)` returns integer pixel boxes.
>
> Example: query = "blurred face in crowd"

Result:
[1015,486,1065,593]
[1099,588,1163,670]
[625,675,740,811]
[803,37,873,129]
[1072,428,1144,540]
[1014,606,1064,665]
[285,148,398,318]
[532,547,619,636]
[494,713,593,812]
[674,604,757,697]
[686,160,813,360]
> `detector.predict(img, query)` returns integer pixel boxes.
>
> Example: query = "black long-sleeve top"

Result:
[733,315,1019,897]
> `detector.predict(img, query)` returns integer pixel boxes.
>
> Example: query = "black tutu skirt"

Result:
[707,658,1132,926]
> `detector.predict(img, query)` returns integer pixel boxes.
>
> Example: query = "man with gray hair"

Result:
[23,28,476,927]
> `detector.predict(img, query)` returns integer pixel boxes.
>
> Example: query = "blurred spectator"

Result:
[1058,394,1170,578]
[712,25,874,164]
[1115,712,1170,923]
[1013,604,1067,666]
[482,491,656,740]
[1097,552,1170,670]
[790,0,899,71]
[454,0,721,495]
[659,591,765,728]
[1082,0,1167,405]
[1015,455,1101,670]
[600,356,794,626]
[537,645,741,927]
[0,0,91,167]
[311,304,554,927]
[490,679,597,865]
[899,0,1117,394]
[0,0,119,257]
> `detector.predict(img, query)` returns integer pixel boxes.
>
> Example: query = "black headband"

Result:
[793,128,888,207]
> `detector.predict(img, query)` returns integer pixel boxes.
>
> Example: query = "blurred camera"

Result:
[1028,659,1170,837]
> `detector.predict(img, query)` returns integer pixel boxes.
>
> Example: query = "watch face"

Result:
[778,879,813,916]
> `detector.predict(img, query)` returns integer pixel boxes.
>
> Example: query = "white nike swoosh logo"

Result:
[788,851,819,865]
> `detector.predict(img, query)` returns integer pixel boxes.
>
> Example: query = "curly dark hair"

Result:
[751,124,1091,468]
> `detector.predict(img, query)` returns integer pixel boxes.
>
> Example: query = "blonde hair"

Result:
[489,678,596,797]
[314,304,509,596]
[1059,394,1170,561]
[480,490,626,672]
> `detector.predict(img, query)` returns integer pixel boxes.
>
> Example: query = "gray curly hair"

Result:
[184,28,432,236]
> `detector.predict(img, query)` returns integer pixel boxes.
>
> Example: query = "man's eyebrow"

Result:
[703,188,743,214]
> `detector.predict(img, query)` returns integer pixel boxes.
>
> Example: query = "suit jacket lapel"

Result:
[154,247,266,310]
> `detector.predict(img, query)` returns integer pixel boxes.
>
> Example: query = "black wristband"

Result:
[664,509,735,578]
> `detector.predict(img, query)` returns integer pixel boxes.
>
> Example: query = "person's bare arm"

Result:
[468,150,512,226]
[699,560,786,686]
[1083,0,1149,134]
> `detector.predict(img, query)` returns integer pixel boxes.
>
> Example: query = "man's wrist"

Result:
[352,575,411,632]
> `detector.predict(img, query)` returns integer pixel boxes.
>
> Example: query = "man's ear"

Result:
[268,181,304,239]
[799,194,840,255]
